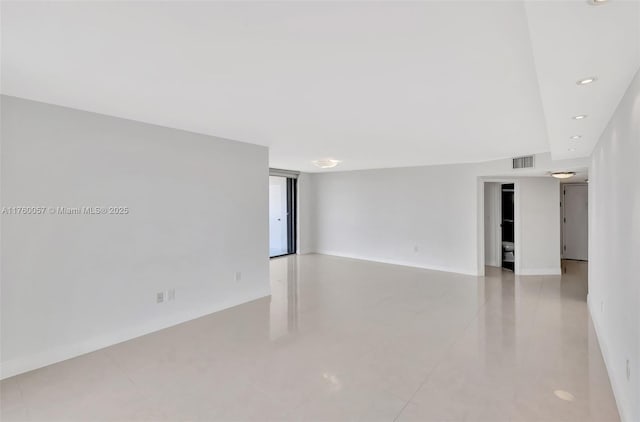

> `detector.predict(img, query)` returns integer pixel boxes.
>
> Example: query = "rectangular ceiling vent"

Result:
[512,155,535,169]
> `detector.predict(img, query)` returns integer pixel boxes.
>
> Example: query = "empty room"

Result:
[1,1,639,421]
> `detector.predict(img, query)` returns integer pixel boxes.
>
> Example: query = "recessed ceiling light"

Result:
[570,135,582,140]
[572,115,587,120]
[568,148,576,152]
[312,159,341,169]
[551,172,576,179]
[577,76,597,85]
[588,0,609,5]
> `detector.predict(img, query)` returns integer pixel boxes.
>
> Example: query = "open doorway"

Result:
[483,181,518,273]
[269,170,297,258]
[501,183,515,271]
[561,183,588,261]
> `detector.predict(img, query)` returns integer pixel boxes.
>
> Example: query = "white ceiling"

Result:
[525,0,640,162]
[2,1,639,173]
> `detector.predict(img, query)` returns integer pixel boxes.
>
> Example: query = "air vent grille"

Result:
[512,155,535,169]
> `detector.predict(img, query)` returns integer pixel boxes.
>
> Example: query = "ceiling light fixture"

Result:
[570,135,582,140]
[572,114,587,120]
[568,148,577,152]
[551,171,576,179]
[588,0,609,5]
[312,159,341,169]
[577,76,597,85]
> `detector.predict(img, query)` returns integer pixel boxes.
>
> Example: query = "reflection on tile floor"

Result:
[1,255,619,421]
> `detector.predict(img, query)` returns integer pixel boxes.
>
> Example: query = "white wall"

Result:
[0,96,270,378]
[484,182,501,267]
[518,177,561,275]
[588,69,640,422]
[313,163,480,275]
[296,172,315,255]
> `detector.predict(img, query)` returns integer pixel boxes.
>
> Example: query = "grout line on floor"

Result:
[391,276,497,422]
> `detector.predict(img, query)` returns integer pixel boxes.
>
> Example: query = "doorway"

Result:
[483,181,518,273]
[269,173,297,258]
[501,183,515,271]
[562,184,588,261]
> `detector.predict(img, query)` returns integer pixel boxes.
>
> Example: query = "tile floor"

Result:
[0,255,619,421]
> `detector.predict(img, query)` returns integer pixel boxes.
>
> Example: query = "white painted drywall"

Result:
[588,68,640,422]
[0,96,270,378]
[517,177,561,275]
[484,182,501,267]
[312,164,480,275]
[296,172,316,255]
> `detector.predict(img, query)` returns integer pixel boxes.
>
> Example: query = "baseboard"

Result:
[316,250,479,276]
[517,267,562,275]
[588,294,627,422]
[0,291,270,380]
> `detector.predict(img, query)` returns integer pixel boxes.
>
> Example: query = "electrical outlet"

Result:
[626,359,631,381]
[156,292,164,303]
[168,288,175,301]
[234,272,242,282]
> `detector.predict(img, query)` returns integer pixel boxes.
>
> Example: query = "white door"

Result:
[563,184,588,260]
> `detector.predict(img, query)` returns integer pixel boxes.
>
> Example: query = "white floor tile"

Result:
[0,256,619,421]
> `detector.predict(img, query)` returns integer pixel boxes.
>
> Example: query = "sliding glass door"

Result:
[269,173,296,257]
